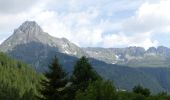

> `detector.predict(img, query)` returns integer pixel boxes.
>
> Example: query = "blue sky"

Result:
[0,0,170,49]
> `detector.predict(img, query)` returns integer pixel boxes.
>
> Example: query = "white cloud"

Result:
[0,0,38,14]
[33,0,169,49]
[129,38,159,50]
[0,0,169,48]
[101,32,158,49]
[29,7,104,47]
[123,0,170,33]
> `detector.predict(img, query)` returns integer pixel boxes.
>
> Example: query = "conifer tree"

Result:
[40,56,68,100]
[133,85,150,97]
[71,56,101,91]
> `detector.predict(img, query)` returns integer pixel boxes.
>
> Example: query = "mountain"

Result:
[0,21,87,57]
[83,46,170,67]
[1,21,170,93]
[0,21,87,71]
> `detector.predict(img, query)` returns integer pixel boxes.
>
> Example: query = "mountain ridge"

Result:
[1,21,170,68]
[83,46,170,67]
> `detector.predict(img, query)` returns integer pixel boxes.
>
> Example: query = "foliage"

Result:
[40,56,68,100]
[0,52,41,100]
[75,80,117,100]
[133,85,151,97]
[71,56,101,91]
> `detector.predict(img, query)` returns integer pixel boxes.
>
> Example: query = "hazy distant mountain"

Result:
[83,46,170,67]
[1,21,170,93]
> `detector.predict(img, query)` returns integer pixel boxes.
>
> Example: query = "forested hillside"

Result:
[0,52,42,99]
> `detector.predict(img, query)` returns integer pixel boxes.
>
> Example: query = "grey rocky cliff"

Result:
[0,21,87,57]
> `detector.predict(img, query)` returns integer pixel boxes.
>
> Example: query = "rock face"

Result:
[17,21,43,36]
[0,21,87,57]
[157,46,170,57]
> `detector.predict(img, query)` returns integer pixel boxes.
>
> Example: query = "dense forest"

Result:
[0,52,42,99]
[0,52,170,100]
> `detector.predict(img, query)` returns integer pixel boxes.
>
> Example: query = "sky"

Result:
[0,0,170,49]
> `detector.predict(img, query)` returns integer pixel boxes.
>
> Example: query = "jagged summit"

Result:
[14,21,43,36]
[1,21,48,48]
[19,21,43,33]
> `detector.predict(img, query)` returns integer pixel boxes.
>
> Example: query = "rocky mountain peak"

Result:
[14,21,43,36]
[0,21,87,57]
[146,47,157,54]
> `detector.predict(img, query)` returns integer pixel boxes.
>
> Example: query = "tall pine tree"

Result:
[71,56,101,91]
[40,56,68,100]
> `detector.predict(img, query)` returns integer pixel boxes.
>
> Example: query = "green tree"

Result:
[133,85,150,97]
[75,80,117,100]
[40,56,68,100]
[71,56,101,91]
